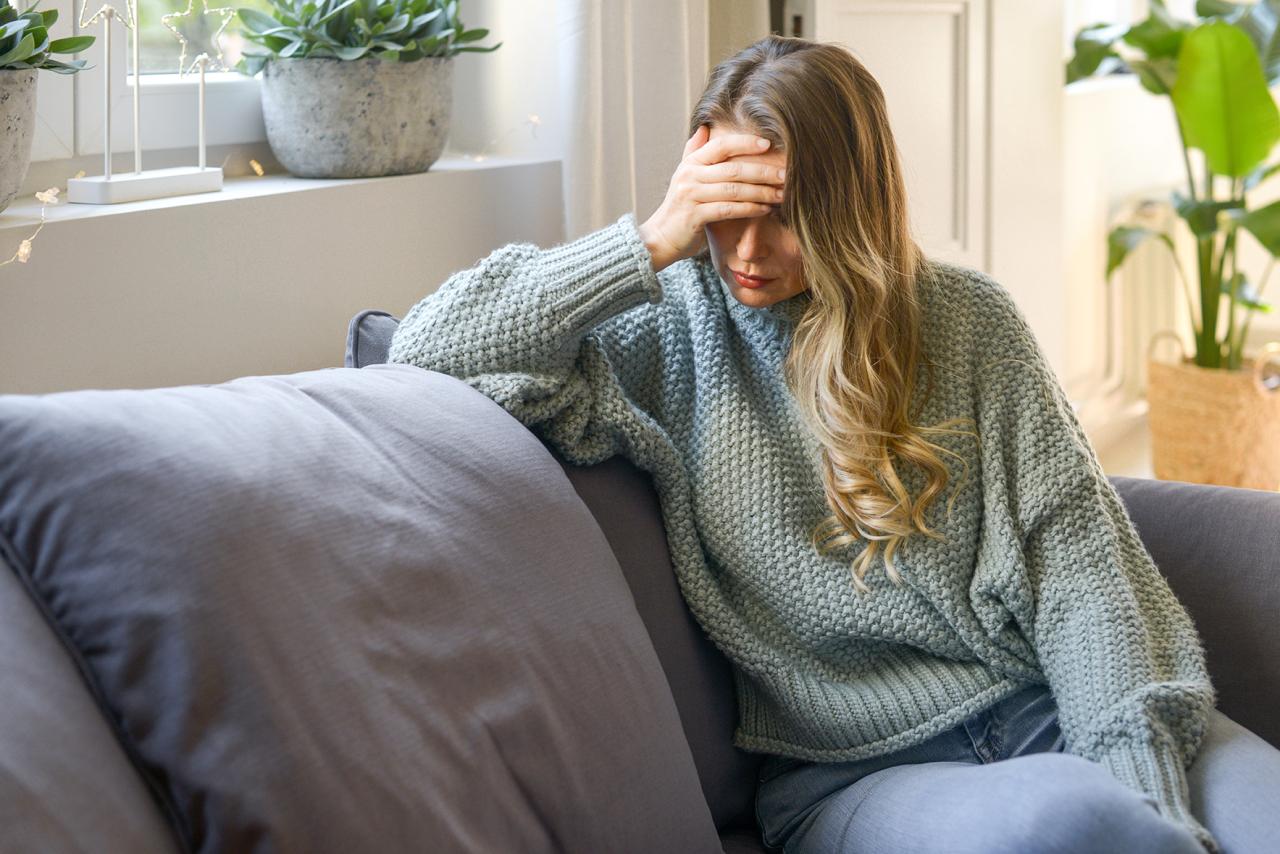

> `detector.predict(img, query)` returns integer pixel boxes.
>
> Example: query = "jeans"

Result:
[754,681,1280,853]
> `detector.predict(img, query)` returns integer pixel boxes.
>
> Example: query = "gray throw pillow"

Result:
[0,364,722,854]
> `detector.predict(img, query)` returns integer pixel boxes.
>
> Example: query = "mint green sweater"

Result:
[388,211,1220,852]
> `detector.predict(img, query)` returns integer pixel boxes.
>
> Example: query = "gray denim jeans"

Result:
[754,681,1280,853]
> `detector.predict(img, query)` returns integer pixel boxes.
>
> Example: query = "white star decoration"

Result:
[161,0,236,75]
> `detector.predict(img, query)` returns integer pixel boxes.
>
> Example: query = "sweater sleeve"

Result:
[386,211,669,465]
[969,279,1220,853]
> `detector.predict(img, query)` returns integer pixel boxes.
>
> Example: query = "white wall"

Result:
[0,161,563,394]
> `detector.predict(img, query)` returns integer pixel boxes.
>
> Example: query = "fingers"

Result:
[699,159,786,188]
[698,202,776,225]
[683,124,708,158]
[689,180,785,206]
[689,132,771,165]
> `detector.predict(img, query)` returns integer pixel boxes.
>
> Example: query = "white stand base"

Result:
[67,166,224,205]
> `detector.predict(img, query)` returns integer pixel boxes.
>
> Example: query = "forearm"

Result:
[388,211,664,377]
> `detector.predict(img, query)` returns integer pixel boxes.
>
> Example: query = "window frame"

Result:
[29,0,266,167]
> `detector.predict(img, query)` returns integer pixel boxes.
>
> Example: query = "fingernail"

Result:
[777,168,786,180]
[757,138,770,149]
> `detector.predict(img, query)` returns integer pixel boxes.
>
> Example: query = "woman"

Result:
[389,35,1280,853]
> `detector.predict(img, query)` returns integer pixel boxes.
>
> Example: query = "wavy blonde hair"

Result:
[691,35,979,595]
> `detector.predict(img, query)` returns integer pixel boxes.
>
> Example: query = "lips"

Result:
[732,269,775,289]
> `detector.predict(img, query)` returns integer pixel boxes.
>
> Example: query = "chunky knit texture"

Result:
[388,211,1221,852]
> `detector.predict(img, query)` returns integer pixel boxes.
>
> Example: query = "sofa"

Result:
[0,308,1276,854]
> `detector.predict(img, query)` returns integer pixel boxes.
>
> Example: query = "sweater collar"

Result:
[704,258,812,342]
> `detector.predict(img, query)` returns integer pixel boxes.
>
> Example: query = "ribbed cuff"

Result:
[1097,740,1220,853]
[536,211,664,338]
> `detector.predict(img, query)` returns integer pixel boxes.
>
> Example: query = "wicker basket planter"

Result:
[1146,331,1280,490]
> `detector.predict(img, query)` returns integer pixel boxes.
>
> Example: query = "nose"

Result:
[737,217,769,263]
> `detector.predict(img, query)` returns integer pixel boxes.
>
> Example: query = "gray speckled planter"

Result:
[0,68,38,214]
[261,56,453,179]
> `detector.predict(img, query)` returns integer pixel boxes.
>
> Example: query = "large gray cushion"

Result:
[0,364,722,854]
[347,310,767,834]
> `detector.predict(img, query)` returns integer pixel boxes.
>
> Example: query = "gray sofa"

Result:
[346,310,1280,848]
[0,309,1276,854]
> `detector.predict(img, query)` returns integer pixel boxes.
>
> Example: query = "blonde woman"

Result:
[389,35,1280,853]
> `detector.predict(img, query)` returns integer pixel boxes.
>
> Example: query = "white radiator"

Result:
[1071,193,1186,453]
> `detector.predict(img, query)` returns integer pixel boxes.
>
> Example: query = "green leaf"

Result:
[1123,4,1188,59]
[48,35,94,54]
[236,54,269,76]
[1245,159,1280,190]
[0,18,29,40]
[0,33,36,67]
[1173,189,1244,235]
[1229,0,1280,85]
[1066,22,1128,84]
[1222,270,1273,311]
[38,7,57,28]
[456,27,488,43]
[1129,57,1178,93]
[1171,21,1280,177]
[1237,198,1280,254]
[1196,0,1247,19]
[238,7,288,34]
[334,44,369,59]
[1108,225,1176,278]
[315,0,356,26]
[279,38,305,57]
[453,42,500,54]
[39,57,89,73]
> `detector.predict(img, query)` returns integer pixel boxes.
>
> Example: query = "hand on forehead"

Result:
[707,123,787,168]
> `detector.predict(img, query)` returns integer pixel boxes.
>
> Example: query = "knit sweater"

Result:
[388,211,1221,852]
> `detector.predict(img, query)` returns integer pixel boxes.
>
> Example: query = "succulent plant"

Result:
[235,0,500,76]
[0,1,95,74]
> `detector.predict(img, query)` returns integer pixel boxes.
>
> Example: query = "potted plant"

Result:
[235,0,500,179]
[1067,0,1280,490]
[0,2,93,214]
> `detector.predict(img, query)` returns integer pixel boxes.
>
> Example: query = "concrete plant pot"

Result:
[260,55,453,179]
[0,68,38,214]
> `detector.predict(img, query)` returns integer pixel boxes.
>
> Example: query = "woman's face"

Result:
[703,122,808,309]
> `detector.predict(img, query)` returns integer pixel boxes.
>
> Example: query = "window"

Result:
[27,0,267,168]
[136,0,269,74]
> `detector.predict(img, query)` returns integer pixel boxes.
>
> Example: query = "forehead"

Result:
[707,122,787,168]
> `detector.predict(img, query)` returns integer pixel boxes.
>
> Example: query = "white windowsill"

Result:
[0,153,557,233]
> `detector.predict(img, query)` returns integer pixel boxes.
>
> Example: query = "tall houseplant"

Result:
[235,0,500,178]
[0,2,94,213]
[1067,0,1280,489]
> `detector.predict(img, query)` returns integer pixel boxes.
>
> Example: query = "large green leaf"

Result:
[1172,21,1280,177]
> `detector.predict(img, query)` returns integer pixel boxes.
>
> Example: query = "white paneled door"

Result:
[812,0,989,270]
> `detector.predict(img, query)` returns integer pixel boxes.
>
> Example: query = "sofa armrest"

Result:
[1110,475,1280,749]
[345,310,400,368]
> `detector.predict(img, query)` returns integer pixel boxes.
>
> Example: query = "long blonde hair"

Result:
[691,35,978,595]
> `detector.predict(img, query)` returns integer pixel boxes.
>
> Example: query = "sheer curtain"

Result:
[554,0,711,238]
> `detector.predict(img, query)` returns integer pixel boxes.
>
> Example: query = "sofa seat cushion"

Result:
[0,363,722,854]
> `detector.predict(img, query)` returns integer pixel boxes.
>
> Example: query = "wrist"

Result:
[637,219,676,274]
